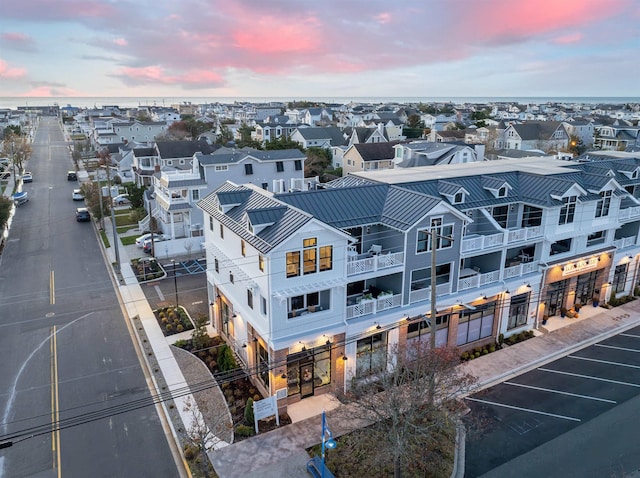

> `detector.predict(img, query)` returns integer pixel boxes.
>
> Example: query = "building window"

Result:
[550,238,572,255]
[319,245,333,272]
[612,263,628,293]
[261,296,267,315]
[453,192,463,204]
[247,289,253,309]
[417,218,453,253]
[214,258,219,273]
[294,160,302,171]
[586,231,606,247]
[261,182,268,190]
[256,341,269,387]
[259,254,265,272]
[209,216,214,231]
[457,303,495,345]
[241,240,246,257]
[244,163,253,175]
[498,186,507,197]
[214,165,228,171]
[522,205,542,227]
[303,238,317,275]
[286,345,331,396]
[507,293,529,329]
[191,189,200,201]
[276,161,284,172]
[558,196,577,225]
[229,272,234,284]
[595,190,611,218]
[356,333,387,378]
[288,290,329,317]
[286,251,300,277]
[492,205,508,228]
[219,223,224,238]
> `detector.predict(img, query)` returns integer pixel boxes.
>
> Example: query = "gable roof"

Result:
[155,139,218,159]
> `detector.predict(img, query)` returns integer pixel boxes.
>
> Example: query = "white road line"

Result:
[539,368,640,388]
[465,397,581,422]
[154,285,165,301]
[504,381,617,403]
[620,333,640,339]
[568,355,640,369]
[595,343,640,353]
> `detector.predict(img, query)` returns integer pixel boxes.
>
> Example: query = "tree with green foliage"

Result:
[217,344,236,372]
[236,123,262,149]
[244,398,254,426]
[264,136,304,151]
[191,314,212,351]
[215,125,234,145]
[0,196,12,231]
[126,183,146,209]
[407,114,424,129]
[568,134,586,156]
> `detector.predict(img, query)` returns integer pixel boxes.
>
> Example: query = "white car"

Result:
[135,233,165,248]
[112,194,130,206]
[72,188,84,201]
[22,172,33,182]
[142,235,168,253]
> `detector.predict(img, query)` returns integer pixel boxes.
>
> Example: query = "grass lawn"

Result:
[116,225,138,234]
[114,213,136,227]
[100,230,110,248]
[121,235,138,246]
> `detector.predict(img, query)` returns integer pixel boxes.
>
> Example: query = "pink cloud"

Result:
[1,31,37,52]
[553,33,583,45]
[18,85,82,97]
[0,59,26,78]
[374,12,392,24]
[113,38,128,46]
[115,65,224,88]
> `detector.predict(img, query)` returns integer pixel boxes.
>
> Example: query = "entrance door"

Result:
[546,280,567,316]
[575,271,599,305]
[300,361,315,398]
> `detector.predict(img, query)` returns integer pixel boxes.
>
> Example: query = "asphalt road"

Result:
[464,325,640,477]
[0,117,180,477]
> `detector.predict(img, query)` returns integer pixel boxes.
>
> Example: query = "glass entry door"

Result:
[300,361,315,398]
[546,280,567,316]
[575,271,599,305]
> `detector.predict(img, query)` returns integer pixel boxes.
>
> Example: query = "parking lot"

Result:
[464,325,640,477]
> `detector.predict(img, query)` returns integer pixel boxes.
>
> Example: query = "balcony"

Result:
[613,236,637,250]
[409,282,451,304]
[461,232,504,253]
[347,250,404,276]
[619,207,640,222]
[345,292,402,319]
[457,269,501,291]
[506,226,543,244]
[503,261,539,279]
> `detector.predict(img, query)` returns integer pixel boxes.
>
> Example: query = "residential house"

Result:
[290,127,346,150]
[594,122,640,151]
[393,141,482,167]
[198,155,640,408]
[496,120,569,152]
[341,142,398,175]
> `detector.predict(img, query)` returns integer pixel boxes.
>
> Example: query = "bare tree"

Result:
[337,344,476,478]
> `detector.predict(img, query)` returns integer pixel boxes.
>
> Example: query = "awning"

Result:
[272,277,348,299]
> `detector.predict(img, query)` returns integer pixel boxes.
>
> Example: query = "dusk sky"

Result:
[0,0,639,99]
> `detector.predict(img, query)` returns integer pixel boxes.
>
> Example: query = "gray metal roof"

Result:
[196,148,305,166]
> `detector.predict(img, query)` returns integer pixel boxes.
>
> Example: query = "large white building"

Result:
[198,154,640,409]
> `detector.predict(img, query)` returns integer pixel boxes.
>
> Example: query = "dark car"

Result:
[76,207,90,222]
[67,171,77,181]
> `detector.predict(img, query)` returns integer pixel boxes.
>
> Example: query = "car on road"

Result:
[112,194,130,206]
[22,172,33,182]
[135,232,165,248]
[72,188,84,201]
[67,171,77,180]
[75,207,90,222]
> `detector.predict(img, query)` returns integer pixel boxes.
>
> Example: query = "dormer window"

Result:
[633,171,638,179]
[498,186,507,197]
[453,192,464,204]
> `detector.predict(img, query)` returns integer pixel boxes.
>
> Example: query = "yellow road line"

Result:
[50,270,55,305]
[50,326,61,477]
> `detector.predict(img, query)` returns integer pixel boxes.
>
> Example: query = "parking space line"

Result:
[620,333,640,339]
[465,397,581,422]
[568,355,640,369]
[504,382,616,403]
[539,368,640,388]
[595,343,640,353]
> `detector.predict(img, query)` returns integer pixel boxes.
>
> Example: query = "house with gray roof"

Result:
[289,126,347,149]
[496,120,569,152]
[198,154,640,407]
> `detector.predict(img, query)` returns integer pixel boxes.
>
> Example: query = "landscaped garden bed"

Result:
[131,257,165,282]
[175,332,291,440]
[154,306,194,336]
[460,330,535,362]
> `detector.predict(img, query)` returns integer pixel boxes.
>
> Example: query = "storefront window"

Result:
[612,264,628,293]
[286,345,331,396]
[457,302,495,345]
[255,341,269,388]
[356,333,387,378]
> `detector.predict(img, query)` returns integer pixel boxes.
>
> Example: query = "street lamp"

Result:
[171,259,179,309]
[321,410,337,478]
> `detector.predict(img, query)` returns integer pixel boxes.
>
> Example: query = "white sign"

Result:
[562,257,598,276]
[253,395,279,434]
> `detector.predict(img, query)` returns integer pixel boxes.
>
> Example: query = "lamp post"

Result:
[171,259,179,309]
[321,410,337,478]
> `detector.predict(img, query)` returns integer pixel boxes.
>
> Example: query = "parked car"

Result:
[72,188,84,201]
[143,235,168,254]
[75,207,90,222]
[112,194,130,206]
[67,171,77,181]
[22,172,33,182]
[135,233,165,248]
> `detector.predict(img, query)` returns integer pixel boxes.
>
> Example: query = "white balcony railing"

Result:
[503,261,539,279]
[613,236,637,249]
[461,232,504,253]
[619,206,640,221]
[347,251,404,276]
[409,282,451,304]
[457,269,501,291]
[506,226,543,244]
[346,293,402,319]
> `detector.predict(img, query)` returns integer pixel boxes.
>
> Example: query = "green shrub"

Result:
[183,444,197,461]
[498,333,504,345]
[235,425,255,438]
[176,324,184,332]
[174,339,187,348]
[481,348,488,355]
[165,323,173,332]
[474,351,480,358]
[244,398,254,425]
[461,352,469,361]
[218,344,236,372]
[253,394,261,401]
[489,345,496,353]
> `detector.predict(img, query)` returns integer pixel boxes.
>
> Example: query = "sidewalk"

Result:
[208,300,640,478]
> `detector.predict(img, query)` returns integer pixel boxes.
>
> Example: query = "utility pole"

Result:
[429,229,438,350]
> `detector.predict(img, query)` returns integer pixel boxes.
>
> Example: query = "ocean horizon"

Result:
[1,96,639,110]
